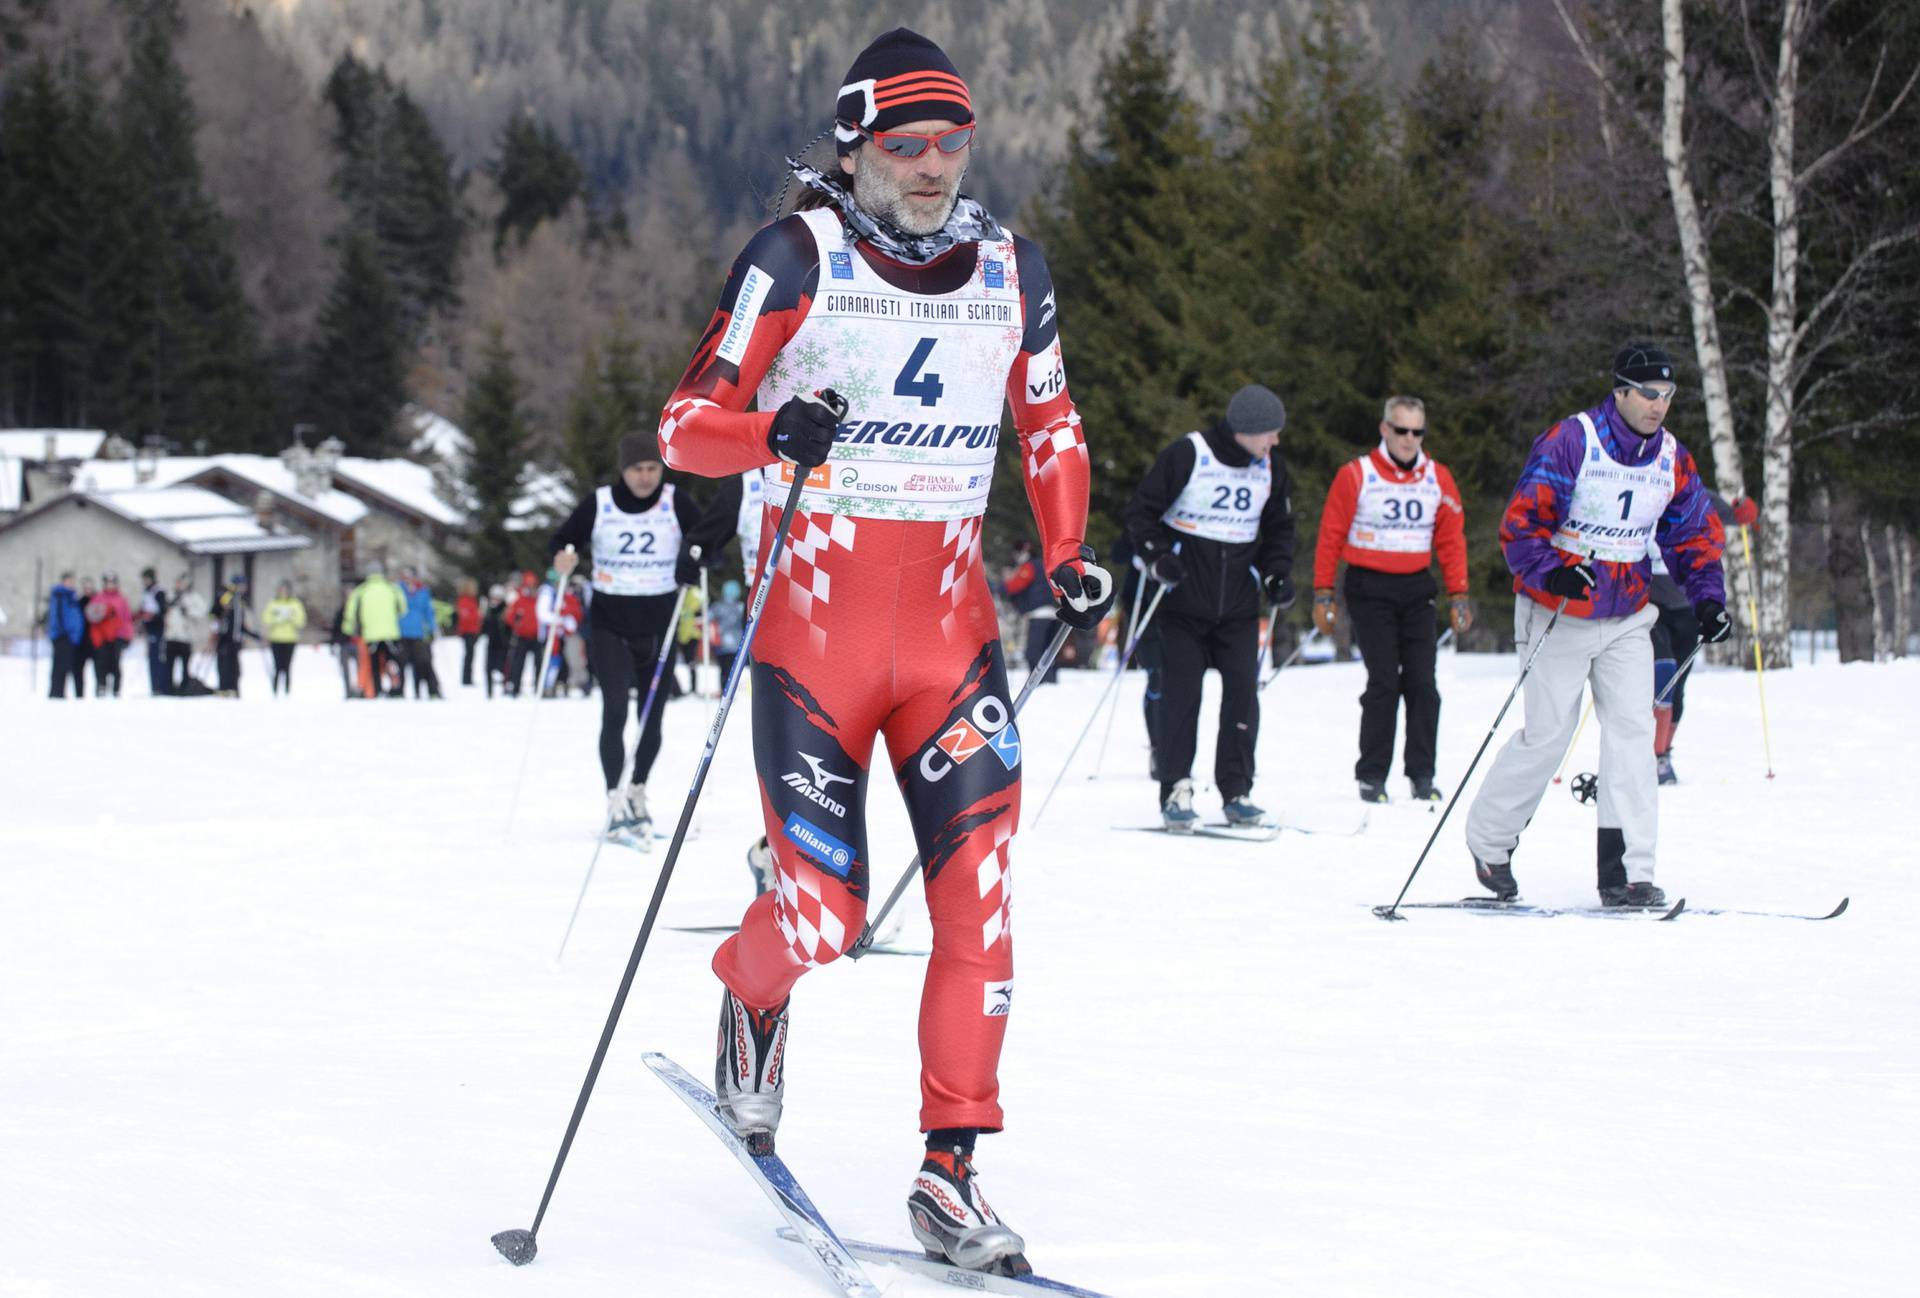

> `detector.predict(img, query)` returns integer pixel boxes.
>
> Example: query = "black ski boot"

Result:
[1474,854,1519,901]
[1600,881,1667,908]
[1358,781,1389,804]
[1410,778,1443,802]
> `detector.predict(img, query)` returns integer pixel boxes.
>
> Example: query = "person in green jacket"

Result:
[343,562,408,698]
[263,580,308,696]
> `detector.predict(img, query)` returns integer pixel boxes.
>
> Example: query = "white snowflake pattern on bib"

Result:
[1553,414,1675,563]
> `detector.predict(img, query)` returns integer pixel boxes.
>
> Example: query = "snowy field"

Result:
[3,633,1915,1298]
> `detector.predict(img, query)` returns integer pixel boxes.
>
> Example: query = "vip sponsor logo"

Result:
[919,694,1013,783]
[1024,343,1065,401]
[827,250,854,280]
[982,258,1005,289]
[716,263,772,366]
[782,812,855,877]
[904,473,961,493]
[983,979,1014,1017]
[783,752,854,818]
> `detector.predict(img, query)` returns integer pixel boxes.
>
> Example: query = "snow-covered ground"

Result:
[3,636,1914,1297]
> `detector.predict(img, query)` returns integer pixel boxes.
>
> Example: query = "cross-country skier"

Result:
[550,430,707,844]
[1312,395,1471,804]
[1465,343,1728,907]
[1123,384,1297,832]
[657,27,1110,1274]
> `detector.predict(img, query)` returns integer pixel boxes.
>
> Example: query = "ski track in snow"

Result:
[2,642,1915,1297]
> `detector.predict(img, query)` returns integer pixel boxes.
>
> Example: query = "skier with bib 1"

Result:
[550,429,707,844]
[1123,385,1297,832]
[656,28,1110,1275]
[1465,343,1728,907]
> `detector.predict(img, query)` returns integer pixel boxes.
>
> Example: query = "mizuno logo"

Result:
[800,752,854,791]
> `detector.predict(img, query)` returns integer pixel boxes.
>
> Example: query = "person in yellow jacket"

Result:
[343,562,408,698]
[670,581,704,698]
[263,580,308,696]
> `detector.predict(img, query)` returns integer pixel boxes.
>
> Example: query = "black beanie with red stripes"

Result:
[834,28,973,156]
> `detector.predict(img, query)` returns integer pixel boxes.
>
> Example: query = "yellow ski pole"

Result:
[1739,523,1776,779]
[1551,691,1593,785]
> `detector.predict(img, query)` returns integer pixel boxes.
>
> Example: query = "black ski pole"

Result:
[554,584,694,964]
[1029,583,1169,829]
[845,618,1073,961]
[1373,599,1567,922]
[492,392,846,1267]
[1259,627,1320,691]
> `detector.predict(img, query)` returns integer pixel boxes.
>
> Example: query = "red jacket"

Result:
[505,584,541,639]
[454,594,482,635]
[87,589,134,647]
[1313,446,1469,594]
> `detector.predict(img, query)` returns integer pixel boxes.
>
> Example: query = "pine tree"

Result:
[114,0,273,449]
[461,325,531,581]
[490,115,584,253]
[558,339,608,497]
[1022,17,1230,555]
[305,231,408,456]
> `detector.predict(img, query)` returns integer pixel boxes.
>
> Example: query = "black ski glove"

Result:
[1541,560,1597,601]
[674,545,704,587]
[1695,599,1731,644]
[1148,551,1182,588]
[1263,573,1296,610]
[1051,546,1116,630]
[766,389,845,468]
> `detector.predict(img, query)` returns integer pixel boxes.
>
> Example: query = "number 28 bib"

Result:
[753,208,1026,521]
[1162,432,1270,543]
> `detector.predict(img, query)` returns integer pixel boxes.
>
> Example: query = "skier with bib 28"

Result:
[1123,385,1297,833]
[657,28,1111,1275]
[1465,343,1728,908]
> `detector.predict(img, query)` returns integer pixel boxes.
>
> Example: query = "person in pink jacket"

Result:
[86,571,135,697]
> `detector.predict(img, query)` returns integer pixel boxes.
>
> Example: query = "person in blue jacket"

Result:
[46,571,86,698]
[398,567,443,699]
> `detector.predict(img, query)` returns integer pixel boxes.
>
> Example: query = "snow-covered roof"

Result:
[334,457,463,528]
[0,429,107,462]
[67,457,211,493]
[80,488,312,555]
[183,455,369,527]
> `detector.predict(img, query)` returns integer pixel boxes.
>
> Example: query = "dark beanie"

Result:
[617,429,661,470]
[1613,342,1676,386]
[1225,384,1287,436]
[834,28,972,156]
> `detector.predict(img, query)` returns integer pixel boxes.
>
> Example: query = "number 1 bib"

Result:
[1552,413,1675,563]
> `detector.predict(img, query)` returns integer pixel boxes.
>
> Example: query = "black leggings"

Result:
[271,642,296,694]
[589,624,677,788]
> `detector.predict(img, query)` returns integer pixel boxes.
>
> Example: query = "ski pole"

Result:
[1259,627,1320,691]
[846,619,1073,961]
[554,585,693,964]
[1088,565,1150,778]
[1550,693,1592,785]
[1374,599,1567,921]
[1739,524,1776,778]
[492,392,846,1268]
[1655,639,1705,710]
[505,549,574,836]
[1030,583,1169,829]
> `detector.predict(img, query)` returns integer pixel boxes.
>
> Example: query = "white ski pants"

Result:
[1465,599,1659,884]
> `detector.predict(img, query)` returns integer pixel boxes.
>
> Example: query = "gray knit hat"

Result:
[1225,384,1287,436]
[617,429,662,471]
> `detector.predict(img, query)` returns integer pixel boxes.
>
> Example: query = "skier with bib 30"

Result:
[1465,343,1728,908]
[657,28,1110,1275]
[1123,385,1297,833]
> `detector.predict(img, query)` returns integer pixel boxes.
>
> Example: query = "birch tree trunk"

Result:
[1659,0,1761,660]
[1890,526,1914,658]
[1754,0,1814,669]
[1861,522,1885,660]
